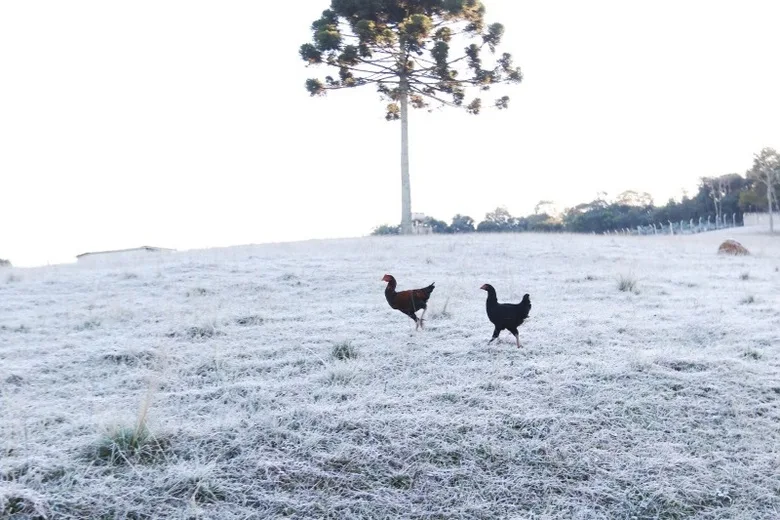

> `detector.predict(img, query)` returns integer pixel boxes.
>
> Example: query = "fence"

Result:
[743,212,779,227]
[603,214,742,236]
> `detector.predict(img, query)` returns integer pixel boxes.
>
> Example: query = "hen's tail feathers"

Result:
[410,283,435,306]
[517,294,532,321]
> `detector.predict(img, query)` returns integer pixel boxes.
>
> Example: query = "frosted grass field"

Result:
[1,230,779,519]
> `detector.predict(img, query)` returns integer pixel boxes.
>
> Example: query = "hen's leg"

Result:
[488,326,501,344]
[419,307,427,328]
[508,327,522,348]
[406,311,420,330]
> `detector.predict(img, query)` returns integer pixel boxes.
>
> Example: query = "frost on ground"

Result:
[1,230,779,519]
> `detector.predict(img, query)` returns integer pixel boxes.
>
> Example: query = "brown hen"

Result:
[382,274,435,330]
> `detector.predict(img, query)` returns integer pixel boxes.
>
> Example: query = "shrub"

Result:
[332,341,358,361]
[371,224,400,236]
[90,424,169,465]
[617,273,638,293]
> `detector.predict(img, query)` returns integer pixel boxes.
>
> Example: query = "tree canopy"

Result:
[300,0,523,118]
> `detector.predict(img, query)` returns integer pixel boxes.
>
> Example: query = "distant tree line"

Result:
[371,208,564,235]
[0,259,11,268]
[372,148,780,236]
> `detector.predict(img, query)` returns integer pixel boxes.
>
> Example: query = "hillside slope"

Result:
[2,231,779,519]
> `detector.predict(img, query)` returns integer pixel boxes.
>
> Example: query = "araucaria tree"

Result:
[300,0,522,234]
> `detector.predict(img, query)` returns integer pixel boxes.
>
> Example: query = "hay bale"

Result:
[718,239,750,256]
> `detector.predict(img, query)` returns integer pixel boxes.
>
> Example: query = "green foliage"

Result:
[483,23,504,51]
[385,103,400,121]
[299,43,322,64]
[90,424,169,465]
[739,189,765,212]
[466,98,482,114]
[371,209,564,235]
[524,213,564,232]
[300,1,522,113]
[476,219,501,232]
[475,207,563,233]
[450,214,475,233]
[371,224,400,235]
[423,216,450,233]
[305,78,325,96]
[615,190,653,207]
[400,14,434,51]
[562,173,758,233]
[480,206,513,230]
[369,159,772,236]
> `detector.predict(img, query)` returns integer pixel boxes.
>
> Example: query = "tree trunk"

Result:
[399,76,412,235]
[715,200,721,226]
[768,170,774,233]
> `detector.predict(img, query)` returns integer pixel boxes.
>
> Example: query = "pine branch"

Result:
[355,57,401,76]
[363,72,400,83]
[408,84,460,108]
[340,65,395,76]
[407,73,492,88]
[357,55,397,66]
[408,55,438,68]
[414,40,489,75]
[320,82,375,91]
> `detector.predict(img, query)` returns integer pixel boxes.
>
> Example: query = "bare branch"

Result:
[407,73,490,88]
[355,57,401,76]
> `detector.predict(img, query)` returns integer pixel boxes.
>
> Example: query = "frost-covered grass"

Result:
[617,272,639,293]
[1,230,779,519]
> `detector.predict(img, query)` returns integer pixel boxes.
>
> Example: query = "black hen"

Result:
[480,284,531,348]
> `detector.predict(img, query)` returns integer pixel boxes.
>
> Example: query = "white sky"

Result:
[1,0,779,267]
